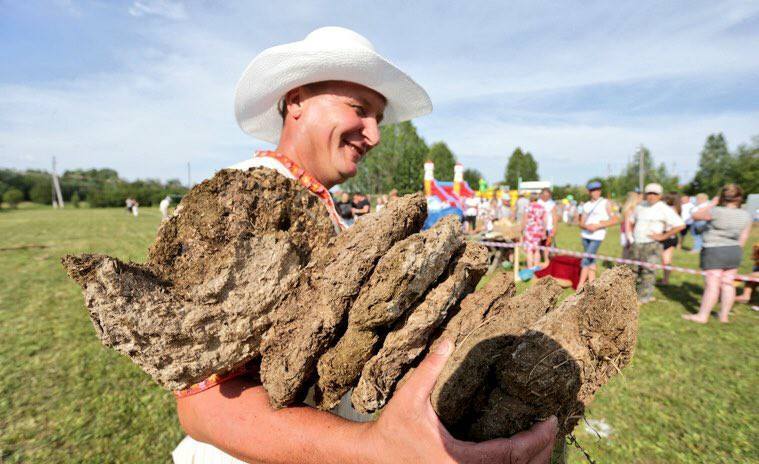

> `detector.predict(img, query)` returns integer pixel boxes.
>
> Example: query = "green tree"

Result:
[463,168,483,189]
[3,188,24,208]
[733,136,758,195]
[503,147,539,188]
[427,142,457,181]
[70,191,80,208]
[29,180,52,204]
[614,146,678,197]
[691,133,733,195]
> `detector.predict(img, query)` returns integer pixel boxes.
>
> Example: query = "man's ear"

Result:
[284,87,305,119]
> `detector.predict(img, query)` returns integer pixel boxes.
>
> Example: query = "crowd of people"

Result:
[332,181,755,324]
[333,189,397,227]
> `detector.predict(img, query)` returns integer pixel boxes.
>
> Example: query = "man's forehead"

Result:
[305,80,386,109]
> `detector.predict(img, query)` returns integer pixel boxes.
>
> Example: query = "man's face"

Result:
[295,81,386,185]
[540,190,551,201]
[646,192,660,203]
[589,189,602,200]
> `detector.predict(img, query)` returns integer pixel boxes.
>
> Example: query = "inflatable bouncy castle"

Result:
[422,162,475,229]
[423,162,476,208]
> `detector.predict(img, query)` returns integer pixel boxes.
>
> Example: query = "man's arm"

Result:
[177,340,557,464]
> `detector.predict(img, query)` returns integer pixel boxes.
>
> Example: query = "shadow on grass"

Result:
[658,281,703,313]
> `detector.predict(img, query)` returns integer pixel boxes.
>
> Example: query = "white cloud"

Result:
[128,0,188,21]
[1,0,758,186]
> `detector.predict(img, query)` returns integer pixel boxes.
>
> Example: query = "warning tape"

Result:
[478,240,759,283]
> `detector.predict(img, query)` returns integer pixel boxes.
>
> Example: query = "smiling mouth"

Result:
[342,139,366,160]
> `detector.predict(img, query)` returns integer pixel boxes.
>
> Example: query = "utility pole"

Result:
[52,156,64,208]
[187,162,191,189]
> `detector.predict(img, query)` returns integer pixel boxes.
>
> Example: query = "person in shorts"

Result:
[683,184,752,323]
[577,181,617,289]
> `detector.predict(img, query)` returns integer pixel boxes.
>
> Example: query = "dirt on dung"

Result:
[351,241,488,414]
[432,266,638,440]
[63,166,639,439]
[62,168,335,390]
[314,215,463,410]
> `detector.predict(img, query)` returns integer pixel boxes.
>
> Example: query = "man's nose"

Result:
[362,117,381,147]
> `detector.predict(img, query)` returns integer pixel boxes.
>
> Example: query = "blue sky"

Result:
[1,0,758,185]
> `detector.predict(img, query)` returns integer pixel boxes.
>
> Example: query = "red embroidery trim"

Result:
[256,151,347,231]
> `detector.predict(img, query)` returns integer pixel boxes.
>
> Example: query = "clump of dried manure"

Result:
[62,166,638,439]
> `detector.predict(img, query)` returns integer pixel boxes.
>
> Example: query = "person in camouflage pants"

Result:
[631,241,662,301]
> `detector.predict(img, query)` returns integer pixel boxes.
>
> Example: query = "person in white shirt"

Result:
[628,183,685,304]
[678,195,694,250]
[174,26,556,464]
[159,196,172,220]
[577,181,618,289]
[537,188,558,262]
[515,193,529,223]
[689,193,709,253]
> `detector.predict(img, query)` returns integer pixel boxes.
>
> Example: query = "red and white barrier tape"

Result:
[478,240,759,283]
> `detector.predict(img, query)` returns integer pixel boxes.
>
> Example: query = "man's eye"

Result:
[351,105,366,116]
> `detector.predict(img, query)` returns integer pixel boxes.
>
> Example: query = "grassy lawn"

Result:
[1,206,757,463]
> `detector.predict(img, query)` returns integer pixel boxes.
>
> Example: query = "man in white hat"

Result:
[173,27,557,464]
[629,183,685,304]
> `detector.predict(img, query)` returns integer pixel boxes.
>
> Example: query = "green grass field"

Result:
[1,205,757,463]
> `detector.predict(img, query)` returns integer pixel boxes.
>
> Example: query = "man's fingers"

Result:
[394,339,453,404]
[510,416,558,463]
[528,438,556,464]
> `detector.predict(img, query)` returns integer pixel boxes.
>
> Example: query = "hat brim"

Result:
[234,41,432,144]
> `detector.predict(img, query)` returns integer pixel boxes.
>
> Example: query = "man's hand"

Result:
[360,340,558,464]
[584,223,599,232]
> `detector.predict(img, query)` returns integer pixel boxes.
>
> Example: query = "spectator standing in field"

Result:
[577,181,617,289]
[736,242,759,309]
[522,193,548,270]
[125,198,134,214]
[537,188,558,262]
[375,194,388,212]
[658,193,682,285]
[684,184,752,323]
[620,192,640,260]
[463,196,479,233]
[351,192,370,219]
[515,192,529,223]
[335,192,354,227]
[689,193,709,253]
[159,196,172,220]
[629,183,685,304]
[679,195,694,250]
[132,199,139,217]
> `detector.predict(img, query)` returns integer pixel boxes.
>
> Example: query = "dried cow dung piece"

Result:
[314,216,464,410]
[260,193,427,408]
[61,168,335,390]
[431,278,563,430]
[352,241,488,414]
[437,266,638,441]
[432,271,516,350]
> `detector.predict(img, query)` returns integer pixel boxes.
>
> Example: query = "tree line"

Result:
[2,126,754,208]
[0,168,189,208]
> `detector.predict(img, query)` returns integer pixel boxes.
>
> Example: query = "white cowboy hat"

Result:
[234,26,432,144]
